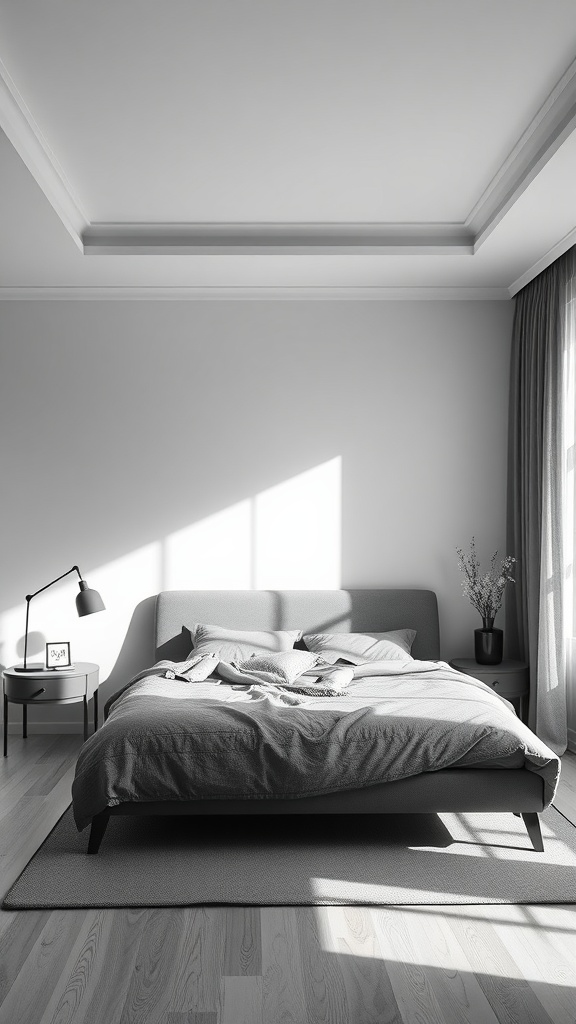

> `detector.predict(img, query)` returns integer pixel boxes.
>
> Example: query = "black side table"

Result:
[3,662,99,756]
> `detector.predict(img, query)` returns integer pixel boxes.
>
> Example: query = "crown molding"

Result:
[508,223,576,296]
[82,222,474,256]
[468,56,576,251]
[0,57,88,249]
[0,285,510,301]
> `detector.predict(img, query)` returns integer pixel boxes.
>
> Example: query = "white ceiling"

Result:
[2,0,576,297]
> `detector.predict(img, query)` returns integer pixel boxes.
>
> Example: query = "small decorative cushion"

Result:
[302,630,416,665]
[188,623,302,663]
[218,649,320,687]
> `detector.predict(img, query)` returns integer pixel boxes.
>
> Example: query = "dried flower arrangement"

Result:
[456,537,515,625]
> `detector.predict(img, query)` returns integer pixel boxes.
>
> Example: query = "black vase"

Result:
[474,617,503,665]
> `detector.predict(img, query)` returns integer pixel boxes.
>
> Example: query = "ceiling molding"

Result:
[508,222,576,296]
[467,56,576,251]
[68,53,576,262]
[18,53,576,265]
[1,44,574,285]
[0,57,88,249]
[0,285,510,301]
[82,222,474,256]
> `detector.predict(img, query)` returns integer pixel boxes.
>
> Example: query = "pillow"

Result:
[188,623,302,663]
[218,649,320,687]
[301,630,416,665]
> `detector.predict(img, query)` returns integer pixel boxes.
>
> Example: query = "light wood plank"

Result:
[52,909,149,1024]
[167,1012,217,1024]
[488,904,576,1024]
[0,735,76,810]
[119,907,187,1024]
[221,976,263,1024]
[1,767,77,893]
[29,735,82,795]
[0,756,44,803]
[261,907,307,1024]
[447,910,557,1024]
[373,906,465,1024]
[168,909,227,1017]
[222,907,261,976]
[327,907,402,1024]
[525,905,576,982]
[0,735,61,785]
[0,909,50,1004]
[0,909,87,1024]
[379,907,500,1024]
[26,909,111,1024]
[296,907,349,1024]
[0,765,46,825]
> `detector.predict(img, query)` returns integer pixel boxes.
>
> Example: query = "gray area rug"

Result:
[4,805,576,908]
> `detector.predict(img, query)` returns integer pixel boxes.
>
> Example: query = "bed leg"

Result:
[87,810,110,854]
[522,812,544,852]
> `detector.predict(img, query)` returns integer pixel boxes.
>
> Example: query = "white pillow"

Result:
[189,623,302,662]
[218,649,320,687]
[302,630,415,665]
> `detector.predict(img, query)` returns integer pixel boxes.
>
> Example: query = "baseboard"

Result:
[567,727,576,754]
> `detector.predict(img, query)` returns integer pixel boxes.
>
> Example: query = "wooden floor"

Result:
[1,737,576,1024]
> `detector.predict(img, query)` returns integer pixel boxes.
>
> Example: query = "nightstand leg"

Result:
[22,704,27,739]
[93,689,98,732]
[3,695,7,756]
[83,697,88,741]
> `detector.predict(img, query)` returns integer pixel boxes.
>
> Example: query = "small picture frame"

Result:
[45,642,72,670]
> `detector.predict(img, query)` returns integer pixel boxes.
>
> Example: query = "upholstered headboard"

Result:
[154,589,441,662]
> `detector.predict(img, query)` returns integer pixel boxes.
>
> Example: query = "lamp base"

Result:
[13,663,45,673]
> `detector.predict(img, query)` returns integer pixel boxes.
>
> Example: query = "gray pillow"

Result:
[189,623,302,663]
[302,630,416,665]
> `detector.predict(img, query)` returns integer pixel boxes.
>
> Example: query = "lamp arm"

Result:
[25,565,82,603]
[23,566,83,669]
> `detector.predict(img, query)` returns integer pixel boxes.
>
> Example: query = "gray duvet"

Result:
[72,659,560,830]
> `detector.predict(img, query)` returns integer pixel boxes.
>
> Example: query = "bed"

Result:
[72,588,560,855]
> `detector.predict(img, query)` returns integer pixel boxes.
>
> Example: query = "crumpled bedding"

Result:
[72,658,561,830]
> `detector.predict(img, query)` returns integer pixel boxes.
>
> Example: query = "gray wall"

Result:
[0,298,514,729]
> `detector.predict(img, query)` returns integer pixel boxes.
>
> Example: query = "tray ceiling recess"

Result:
[2,3,576,297]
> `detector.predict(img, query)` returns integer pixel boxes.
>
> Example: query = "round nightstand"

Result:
[449,658,529,722]
[3,662,99,756]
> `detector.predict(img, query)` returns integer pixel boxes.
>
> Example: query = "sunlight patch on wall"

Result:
[163,457,341,591]
[163,501,252,590]
[254,457,341,590]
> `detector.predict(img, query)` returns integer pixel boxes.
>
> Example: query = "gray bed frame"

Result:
[87,589,545,853]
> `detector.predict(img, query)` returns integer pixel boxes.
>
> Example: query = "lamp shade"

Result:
[76,579,105,617]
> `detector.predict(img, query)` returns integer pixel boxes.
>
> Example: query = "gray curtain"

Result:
[506,245,576,754]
